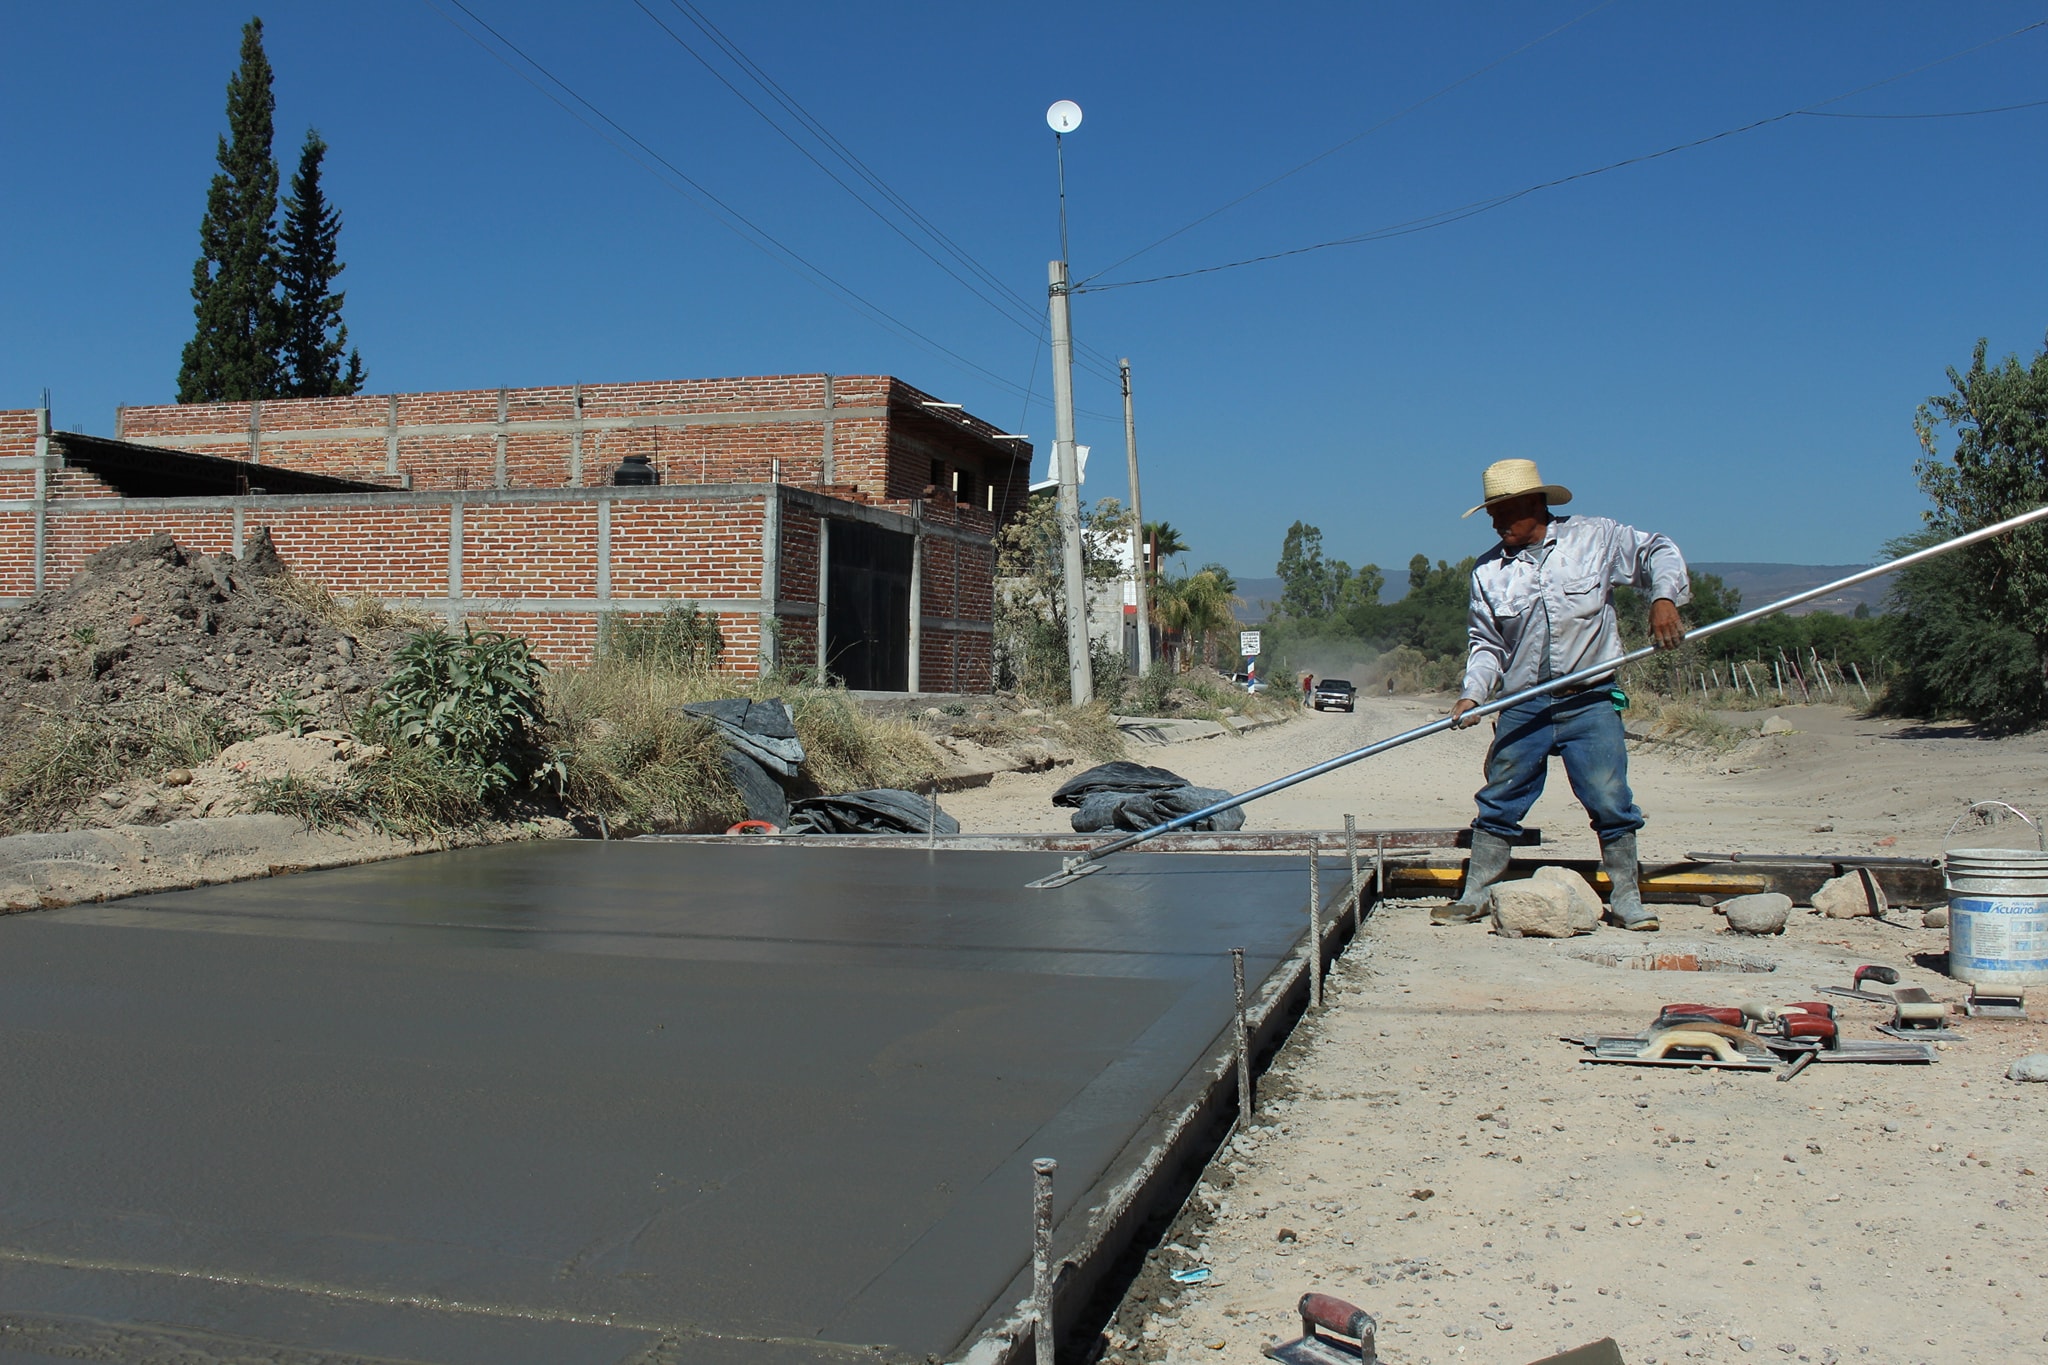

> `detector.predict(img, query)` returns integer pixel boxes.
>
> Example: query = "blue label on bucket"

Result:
[1951,896,2048,971]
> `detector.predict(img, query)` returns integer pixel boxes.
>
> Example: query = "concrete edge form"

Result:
[956,864,1372,1365]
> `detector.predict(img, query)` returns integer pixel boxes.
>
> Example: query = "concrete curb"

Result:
[1112,712,1291,746]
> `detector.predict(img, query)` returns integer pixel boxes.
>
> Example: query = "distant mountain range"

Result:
[1231,563,1886,624]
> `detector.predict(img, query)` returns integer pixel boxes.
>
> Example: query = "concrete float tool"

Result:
[1025,504,2048,889]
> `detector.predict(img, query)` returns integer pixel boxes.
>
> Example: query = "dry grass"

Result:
[543,659,943,831]
[0,701,243,835]
[1631,698,1747,753]
[270,573,435,635]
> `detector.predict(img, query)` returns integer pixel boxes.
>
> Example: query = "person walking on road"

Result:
[1433,459,1689,931]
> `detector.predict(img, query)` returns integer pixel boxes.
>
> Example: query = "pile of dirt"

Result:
[0,531,411,830]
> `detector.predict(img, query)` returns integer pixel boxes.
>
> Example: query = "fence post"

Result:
[1307,847,1323,1009]
[1032,1157,1057,1365]
[1232,947,1251,1132]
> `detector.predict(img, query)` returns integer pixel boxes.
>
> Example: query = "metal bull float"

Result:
[1027,503,2048,889]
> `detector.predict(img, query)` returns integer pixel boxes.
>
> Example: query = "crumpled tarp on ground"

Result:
[680,698,806,827]
[1051,761,1247,834]
[787,789,958,836]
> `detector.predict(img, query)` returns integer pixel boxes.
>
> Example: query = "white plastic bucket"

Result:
[1946,847,2048,987]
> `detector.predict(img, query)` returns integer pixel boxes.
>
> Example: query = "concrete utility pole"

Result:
[1049,259,1093,704]
[1121,358,1151,676]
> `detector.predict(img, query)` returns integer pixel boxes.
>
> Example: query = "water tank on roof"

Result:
[611,454,659,486]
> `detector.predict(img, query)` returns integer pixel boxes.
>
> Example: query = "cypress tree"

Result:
[280,129,365,397]
[177,17,285,403]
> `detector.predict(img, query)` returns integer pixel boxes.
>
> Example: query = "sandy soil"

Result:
[951,694,2048,1365]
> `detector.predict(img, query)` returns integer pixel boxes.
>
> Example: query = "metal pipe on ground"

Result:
[1025,503,2048,888]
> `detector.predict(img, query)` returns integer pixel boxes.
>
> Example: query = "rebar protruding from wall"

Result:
[1343,814,1361,933]
[1032,1156,1057,1365]
[1232,946,1251,1133]
[1307,848,1323,1010]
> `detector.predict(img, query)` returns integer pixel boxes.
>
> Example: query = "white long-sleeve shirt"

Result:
[1460,514,1690,704]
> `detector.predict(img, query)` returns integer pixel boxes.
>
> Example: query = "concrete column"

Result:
[815,518,831,678]
[232,506,245,557]
[384,394,400,477]
[907,509,924,693]
[446,501,465,625]
[759,487,781,675]
[820,373,836,484]
[569,383,585,487]
[492,388,508,488]
[596,497,612,602]
[32,404,49,592]
[248,401,262,464]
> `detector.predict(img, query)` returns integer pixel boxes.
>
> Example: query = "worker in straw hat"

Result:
[1435,458,1689,932]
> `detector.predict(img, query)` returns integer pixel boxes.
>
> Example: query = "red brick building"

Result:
[0,375,1030,691]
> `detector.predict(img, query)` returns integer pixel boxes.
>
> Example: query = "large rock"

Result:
[2008,1054,2048,1083]
[1812,871,1888,919]
[1721,891,1792,935]
[1489,878,1577,939]
[1759,715,1796,735]
[1531,865,1602,934]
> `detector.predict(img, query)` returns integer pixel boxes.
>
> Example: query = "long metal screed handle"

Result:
[1028,502,2048,888]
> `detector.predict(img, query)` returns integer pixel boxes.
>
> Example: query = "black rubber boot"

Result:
[1433,829,1513,925]
[1601,831,1659,931]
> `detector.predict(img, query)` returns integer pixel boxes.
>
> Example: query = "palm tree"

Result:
[1142,521,1188,581]
[1151,566,1239,670]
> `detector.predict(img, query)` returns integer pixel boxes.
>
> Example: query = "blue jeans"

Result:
[1473,690,1643,843]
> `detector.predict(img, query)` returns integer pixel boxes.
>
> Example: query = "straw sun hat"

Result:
[1462,458,1573,519]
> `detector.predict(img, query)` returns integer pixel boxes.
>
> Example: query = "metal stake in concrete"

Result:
[1375,833,1386,899]
[1344,815,1361,934]
[928,785,940,850]
[1232,946,1252,1132]
[1307,848,1323,1010]
[1032,1156,1057,1365]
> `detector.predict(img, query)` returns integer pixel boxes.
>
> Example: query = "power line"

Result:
[1080,17,2048,294]
[423,0,1114,418]
[1080,0,1624,286]
[649,0,1125,381]
[1802,95,2048,119]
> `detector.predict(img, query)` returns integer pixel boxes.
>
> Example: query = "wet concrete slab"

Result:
[0,841,1312,1363]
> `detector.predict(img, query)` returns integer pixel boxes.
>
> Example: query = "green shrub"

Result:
[372,626,551,801]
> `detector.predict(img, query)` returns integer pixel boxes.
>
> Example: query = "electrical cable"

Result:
[424,0,1116,417]
[630,0,1120,383]
[1080,0,1624,286]
[1080,16,2048,293]
[654,0,1125,379]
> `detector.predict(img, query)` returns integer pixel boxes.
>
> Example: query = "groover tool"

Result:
[1964,986,2027,1020]
[1876,986,1962,1040]
[1263,1294,1378,1365]
[1026,505,2048,889]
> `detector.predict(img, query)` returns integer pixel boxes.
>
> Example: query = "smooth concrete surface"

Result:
[0,841,1312,1364]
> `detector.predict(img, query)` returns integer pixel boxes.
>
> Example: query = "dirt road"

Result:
[951,694,2048,1365]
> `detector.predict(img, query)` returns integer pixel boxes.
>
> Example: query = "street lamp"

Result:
[1046,99,1093,705]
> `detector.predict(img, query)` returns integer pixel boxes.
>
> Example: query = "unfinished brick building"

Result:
[0,376,1031,691]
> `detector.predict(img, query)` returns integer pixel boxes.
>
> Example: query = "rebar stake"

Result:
[1374,833,1386,899]
[927,785,939,850]
[1232,946,1251,1132]
[1307,846,1323,1010]
[1032,1157,1057,1365]
[1343,814,1361,934]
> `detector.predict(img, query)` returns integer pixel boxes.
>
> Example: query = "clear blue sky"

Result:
[6,2,2045,577]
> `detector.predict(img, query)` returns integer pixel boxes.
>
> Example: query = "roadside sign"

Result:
[1239,630,1261,657]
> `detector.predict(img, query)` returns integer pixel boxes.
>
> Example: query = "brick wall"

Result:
[8,381,1012,690]
[113,374,1032,518]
